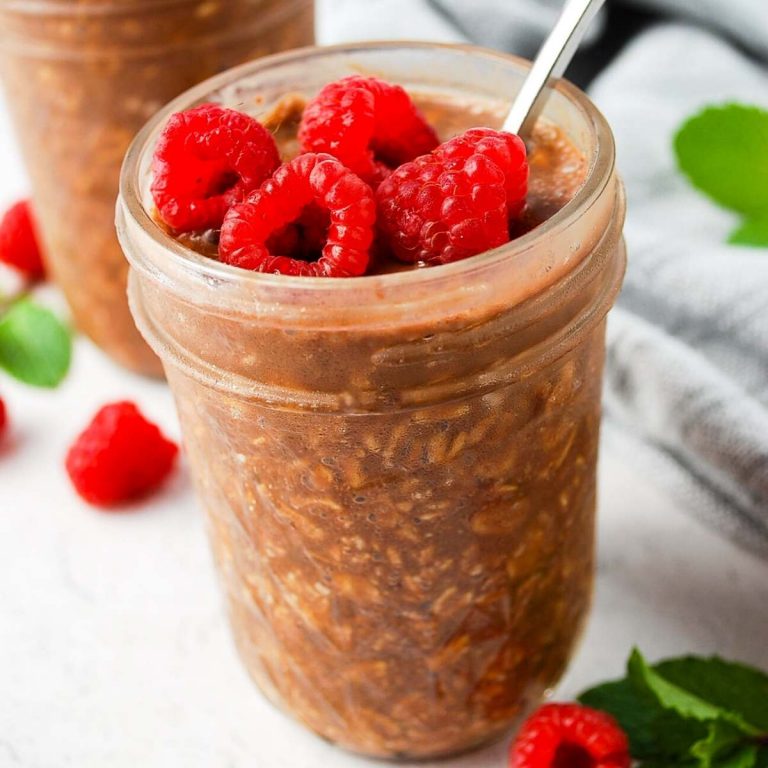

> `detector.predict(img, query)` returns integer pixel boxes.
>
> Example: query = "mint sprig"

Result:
[674,103,768,248]
[652,656,768,732]
[579,650,768,768]
[0,298,71,387]
[690,721,755,768]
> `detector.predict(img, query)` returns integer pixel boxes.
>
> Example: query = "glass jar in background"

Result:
[118,43,626,759]
[0,0,314,376]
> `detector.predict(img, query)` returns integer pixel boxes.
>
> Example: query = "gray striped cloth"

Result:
[591,22,768,558]
[319,0,768,557]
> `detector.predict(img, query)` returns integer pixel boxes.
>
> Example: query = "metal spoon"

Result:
[502,0,608,137]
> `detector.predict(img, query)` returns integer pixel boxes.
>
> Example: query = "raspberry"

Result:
[509,703,631,768]
[0,396,7,438]
[298,76,439,184]
[0,200,45,280]
[151,103,280,233]
[436,128,529,216]
[66,401,178,507]
[219,153,375,277]
[376,147,510,265]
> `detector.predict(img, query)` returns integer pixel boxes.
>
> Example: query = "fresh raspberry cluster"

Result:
[0,200,45,280]
[151,76,529,276]
[66,401,178,507]
[509,703,631,768]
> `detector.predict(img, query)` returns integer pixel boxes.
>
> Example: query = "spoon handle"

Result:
[502,0,607,137]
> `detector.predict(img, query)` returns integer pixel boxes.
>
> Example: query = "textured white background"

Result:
[1,6,767,767]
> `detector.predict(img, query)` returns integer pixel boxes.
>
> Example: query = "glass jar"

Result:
[0,0,315,376]
[117,43,626,758]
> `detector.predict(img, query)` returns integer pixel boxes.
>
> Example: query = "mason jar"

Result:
[0,0,314,376]
[117,42,626,758]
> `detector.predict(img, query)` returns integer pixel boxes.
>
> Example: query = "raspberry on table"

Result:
[298,76,439,185]
[509,703,631,768]
[66,401,179,507]
[376,146,510,265]
[219,152,375,277]
[151,103,280,233]
[0,200,45,280]
[436,128,529,216]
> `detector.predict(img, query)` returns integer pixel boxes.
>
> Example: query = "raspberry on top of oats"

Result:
[151,103,280,232]
[298,75,440,186]
[219,153,375,277]
[376,128,528,265]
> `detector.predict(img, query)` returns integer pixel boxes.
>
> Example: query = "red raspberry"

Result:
[509,703,631,768]
[0,396,7,438]
[298,76,439,185]
[376,147,510,265]
[151,103,280,232]
[219,153,375,277]
[66,401,178,507]
[0,200,45,280]
[436,128,528,216]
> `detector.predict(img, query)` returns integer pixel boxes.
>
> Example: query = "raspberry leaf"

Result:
[674,104,768,218]
[728,217,768,247]
[0,298,71,387]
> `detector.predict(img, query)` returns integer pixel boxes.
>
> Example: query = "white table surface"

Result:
[1,65,767,768]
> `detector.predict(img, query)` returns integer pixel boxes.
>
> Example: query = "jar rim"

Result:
[118,42,616,309]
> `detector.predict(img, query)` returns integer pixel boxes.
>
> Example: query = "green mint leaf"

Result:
[581,652,768,768]
[714,746,759,768]
[674,104,768,217]
[579,676,707,759]
[691,720,750,767]
[0,299,71,387]
[628,650,760,735]
[654,656,768,732]
[729,217,768,247]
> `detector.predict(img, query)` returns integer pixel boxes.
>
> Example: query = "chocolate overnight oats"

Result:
[0,0,314,376]
[117,44,626,758]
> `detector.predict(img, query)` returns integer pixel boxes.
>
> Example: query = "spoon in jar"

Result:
[502,0,608,137]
